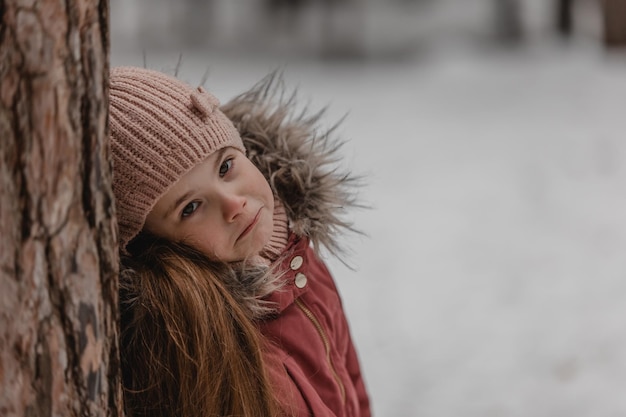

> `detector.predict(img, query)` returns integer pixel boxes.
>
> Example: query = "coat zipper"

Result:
[295,298,346,405]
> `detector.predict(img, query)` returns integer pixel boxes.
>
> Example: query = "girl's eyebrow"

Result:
[161,148,229,219]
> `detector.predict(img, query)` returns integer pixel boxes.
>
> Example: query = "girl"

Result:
[110,66,371,417]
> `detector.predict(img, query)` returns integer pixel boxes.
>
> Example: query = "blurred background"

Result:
[110,1,626,416]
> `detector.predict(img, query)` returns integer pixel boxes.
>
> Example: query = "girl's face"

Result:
[144,147,275,262]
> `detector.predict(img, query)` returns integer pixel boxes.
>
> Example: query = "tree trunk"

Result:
[555,0,574,36]
[492,0,524,43]
[320,0,366,59]
[602,0,626,46]
[0,1,122,417]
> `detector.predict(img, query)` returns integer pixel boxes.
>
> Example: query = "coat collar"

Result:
[264,235,311,314]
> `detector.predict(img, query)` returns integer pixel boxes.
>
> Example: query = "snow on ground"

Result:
[113,38,626,417]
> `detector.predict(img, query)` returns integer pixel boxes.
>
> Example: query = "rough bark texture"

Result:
[603,0,626,46]
[0,1,121,417]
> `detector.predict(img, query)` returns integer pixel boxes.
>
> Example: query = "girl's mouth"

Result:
[237,208,261,242]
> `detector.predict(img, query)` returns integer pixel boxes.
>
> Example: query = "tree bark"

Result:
[0,1,122,416]
[602,0,626,46]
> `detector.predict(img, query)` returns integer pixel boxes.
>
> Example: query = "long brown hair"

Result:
[120,234,283,417]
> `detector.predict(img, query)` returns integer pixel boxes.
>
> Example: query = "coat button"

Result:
[294,273,307,289]
[290,255,304,270]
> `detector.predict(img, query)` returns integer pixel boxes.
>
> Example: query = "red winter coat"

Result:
[260,236,371,417]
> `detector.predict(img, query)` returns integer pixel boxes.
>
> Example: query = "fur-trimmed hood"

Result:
[220,73,361,259]
[119,73,362,324]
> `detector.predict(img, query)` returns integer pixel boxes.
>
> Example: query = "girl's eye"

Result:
[181,201,200,218]
[219,158,233,177]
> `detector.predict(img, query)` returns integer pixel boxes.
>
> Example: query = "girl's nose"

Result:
[221,193,246,222]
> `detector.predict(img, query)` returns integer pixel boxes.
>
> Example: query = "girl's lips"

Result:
[237,208,261,242]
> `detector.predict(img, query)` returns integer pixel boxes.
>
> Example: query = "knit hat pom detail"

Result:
[191,86,220,119]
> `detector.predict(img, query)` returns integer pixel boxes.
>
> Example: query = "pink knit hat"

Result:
[109,66,245,251]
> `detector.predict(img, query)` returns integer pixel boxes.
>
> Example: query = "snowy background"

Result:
[111,1,626,416]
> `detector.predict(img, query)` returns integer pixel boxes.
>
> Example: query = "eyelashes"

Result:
[181,201,200,218]
[219,157,233,177]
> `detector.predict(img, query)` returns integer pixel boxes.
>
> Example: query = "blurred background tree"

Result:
[111,0,624,61]
[603,0,626,46]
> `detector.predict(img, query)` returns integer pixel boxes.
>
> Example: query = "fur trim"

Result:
[221,73,362,259]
